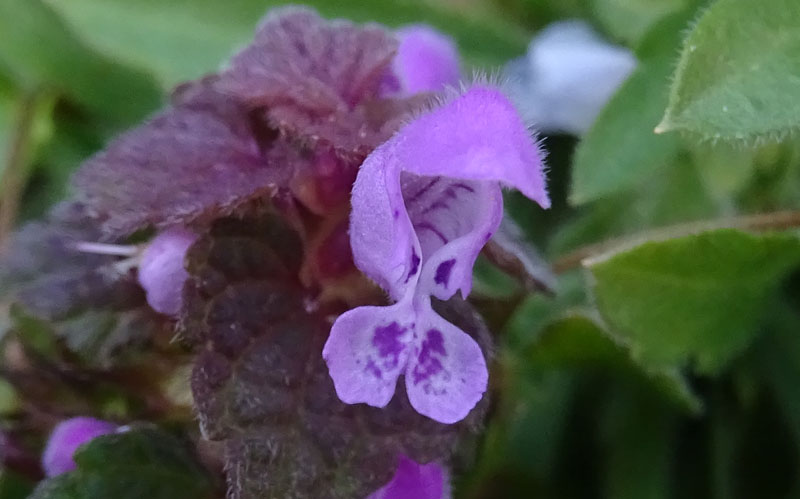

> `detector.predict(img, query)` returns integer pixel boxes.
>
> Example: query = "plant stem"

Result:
[552,210,800,274]
[0,90,43,250]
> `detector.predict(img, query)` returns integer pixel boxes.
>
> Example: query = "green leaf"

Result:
[0,76,15,181]
[46,0,528,89]
[569,12,689,204]
[600,388,677,499]
[530,313,701,413]
[754,306,800,443]
[29,428,215,499]
[0,470,34,499]
[589,229,800,373]
[658,0,800,140]
[0,0,161,125]
[552,155,718,256]
[590,0,690,45]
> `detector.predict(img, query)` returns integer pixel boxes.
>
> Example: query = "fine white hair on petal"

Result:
[505,20,637,135]
[398,72,546,161]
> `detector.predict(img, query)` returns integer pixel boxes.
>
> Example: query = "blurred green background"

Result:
[2,0,800,498]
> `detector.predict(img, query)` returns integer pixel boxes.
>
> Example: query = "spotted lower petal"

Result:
[323,302,415,408]
[405,304,487,424]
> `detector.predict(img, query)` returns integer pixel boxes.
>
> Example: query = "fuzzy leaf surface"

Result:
[182,215,490,499]
[569,14,686,204]
[0,203,164,366]
[659,0,800,140]
[588,229,800,373]
[72,80,294,236]
[29,428,215,499]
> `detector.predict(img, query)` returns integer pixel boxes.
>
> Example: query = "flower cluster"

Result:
[49,6,550,495]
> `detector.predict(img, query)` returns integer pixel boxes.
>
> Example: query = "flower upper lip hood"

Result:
[323,85,549,424]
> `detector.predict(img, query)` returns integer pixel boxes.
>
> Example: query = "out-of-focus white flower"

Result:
[506,20,636,135]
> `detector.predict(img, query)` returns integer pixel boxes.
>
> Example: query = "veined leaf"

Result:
[588,229,800,373]
[658,0,800,141]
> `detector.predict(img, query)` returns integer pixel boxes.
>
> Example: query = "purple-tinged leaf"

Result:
[0,202,168,367]
[72,79,292,237]
[217,8,424,162]
[182,215,488,498]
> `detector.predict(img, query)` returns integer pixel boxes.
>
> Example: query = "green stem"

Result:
[0,90,43,249]
[552,210,800,274]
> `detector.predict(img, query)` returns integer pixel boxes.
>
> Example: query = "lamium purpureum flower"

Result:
[137,227,198,316]
[381,25,461,97]
[41,417,117,477]
[323,85,549,424]
[367,455,449,499]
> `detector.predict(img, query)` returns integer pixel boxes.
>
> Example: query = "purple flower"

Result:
[41,417,117,476]
[323,85,549,423]
[382,25,461,96]
[138,227,198,316]
[367,455,449,499]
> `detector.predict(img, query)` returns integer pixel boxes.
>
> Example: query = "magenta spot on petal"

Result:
[412,329,446,385]
[434,259,456,287]
[365,359,383,379]
[373,322,406,368]
[405,250,421,283]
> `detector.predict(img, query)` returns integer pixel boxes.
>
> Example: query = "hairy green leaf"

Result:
[29,428,215,499]
[530,313,701,412]
[589,229,800,373]
[569,13,689,204]
[590,0,690,45]
[658,0,800,140]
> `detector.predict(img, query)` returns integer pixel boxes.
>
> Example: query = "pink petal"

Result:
[387,25,461,96]
[368,455,449,499]
[41,417,117,477]
[323,302,415,408]
[405,305,487,424]
[138,227,198,316]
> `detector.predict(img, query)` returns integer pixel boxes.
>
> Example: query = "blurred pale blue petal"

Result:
[506,20,636,134]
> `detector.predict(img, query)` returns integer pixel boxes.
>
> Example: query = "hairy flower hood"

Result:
[324,85,549,423]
